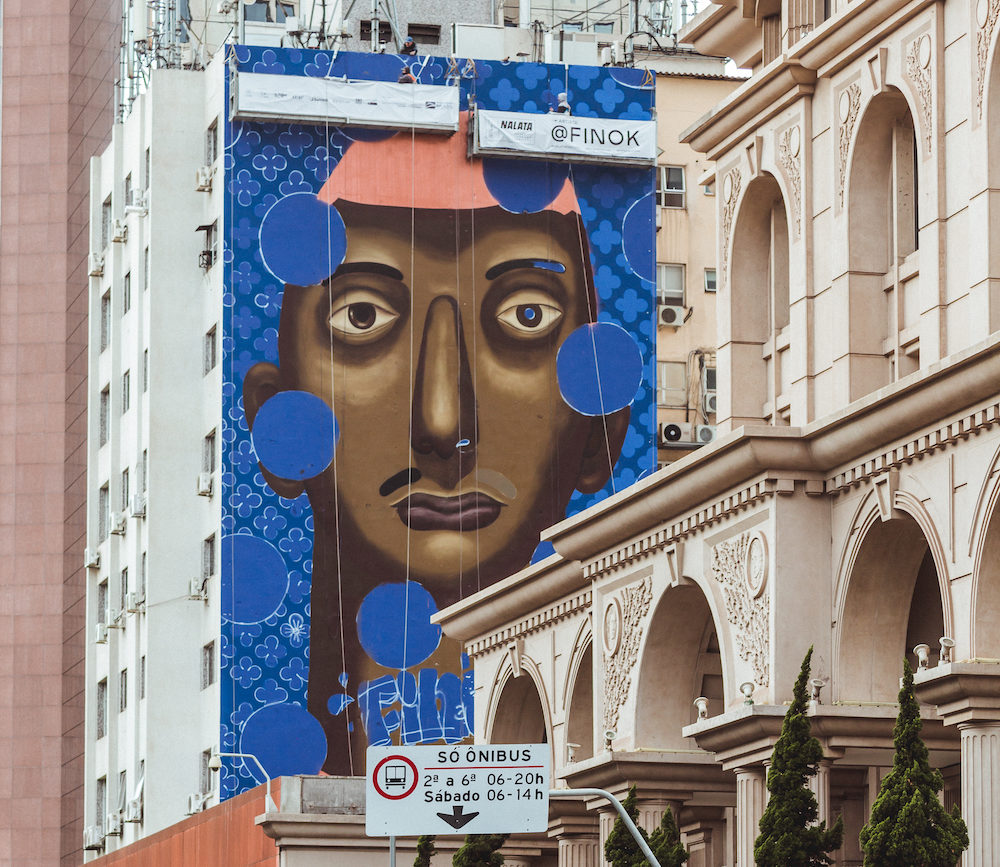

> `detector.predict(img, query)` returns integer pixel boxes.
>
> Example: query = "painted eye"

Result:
[496,290,563,338]
[329,292,400,343]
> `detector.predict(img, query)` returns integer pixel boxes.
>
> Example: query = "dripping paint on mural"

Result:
[220,46,656,792]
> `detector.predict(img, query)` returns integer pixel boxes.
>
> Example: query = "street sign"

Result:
[365,744,551,837]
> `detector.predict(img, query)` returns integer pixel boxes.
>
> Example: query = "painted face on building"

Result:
[245,200,627,605]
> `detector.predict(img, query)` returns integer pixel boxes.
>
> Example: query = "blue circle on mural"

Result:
[259,193,347,286]
[357,583,442,669]
[240,703,328,778]
[483,158,570,214]
[557,322,643,416]
[251,391,338,481]
[222,534,289,624]
[622,192,655,283]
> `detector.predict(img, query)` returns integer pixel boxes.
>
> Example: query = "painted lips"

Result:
[395,492,503,531]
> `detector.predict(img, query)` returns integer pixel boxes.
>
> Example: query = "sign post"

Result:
[366,744,551,837]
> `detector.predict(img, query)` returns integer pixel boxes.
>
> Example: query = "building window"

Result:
[704,268,717,293]
[124,174,132,208]
[97,580,109,626]
[562,21,583,31]
[140,655,146,699]
[593,21,614,32]
[120,469,129,511]
[121,371,130,413]
[703,182,715,196]
[96,776,107,828]
[201,642,215,690]
[199,749,213,795]
[100,292,111,352]
[119,566,128,612]
[203,431,216,473]
[657,263,685,307]
[658,360,688,407]
[99,387,110,446]
[141,449,148,492]
[144,148,151,190]
[359,19,392,41]
[139,552,147,597]
[408,22,441,43]
[118,770,128,817]
[96,680,108,740]
[203,327,217,374]
[122,272,131,314]
[203,535,215,577]
[198,223,217,270]
[657,166,686,209]
[119,669,128,712]
[143,349,149,393]
[143,247,150,291]
[205,120,218,166]
[101,197,112,248]
[99,484,110,539]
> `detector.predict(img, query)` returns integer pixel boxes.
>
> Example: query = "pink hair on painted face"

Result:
[317,114,580,214]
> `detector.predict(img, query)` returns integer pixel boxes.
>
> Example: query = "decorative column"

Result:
[960,723,1000,866]
[637,799,683,834]
[808,759,831,824]
[598,810,615,866]
[503,858,534,867]
[734,766,766,867]
[558,836,599,867]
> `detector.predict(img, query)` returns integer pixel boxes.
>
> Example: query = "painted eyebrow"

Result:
[485,259,567,280]
[332,261,405,281]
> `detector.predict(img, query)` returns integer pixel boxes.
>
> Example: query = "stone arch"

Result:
[633,582,726,748]
[835,499,947,703]
[487,656,551,746]
[846,87,919,389]
[564,637,594,763]
[727,172,791,426]
[971,457,1000,657]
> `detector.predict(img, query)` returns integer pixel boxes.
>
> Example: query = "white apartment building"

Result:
[83,63,227,855]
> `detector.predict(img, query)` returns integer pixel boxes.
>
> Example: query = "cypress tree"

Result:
[648,804,688,867]
[754,647,844,866]
[859,659,968,866]
[604,785,652,867]
[452,833,508,867]
[414,834,437,867]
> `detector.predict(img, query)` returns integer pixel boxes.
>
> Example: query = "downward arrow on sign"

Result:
[436,806,479,829]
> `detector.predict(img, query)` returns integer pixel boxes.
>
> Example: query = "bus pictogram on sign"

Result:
[372,754,419,800]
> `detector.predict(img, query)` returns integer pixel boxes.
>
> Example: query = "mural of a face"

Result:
[245,202,626,607]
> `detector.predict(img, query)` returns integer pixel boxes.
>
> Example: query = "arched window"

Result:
[848,91,919,391]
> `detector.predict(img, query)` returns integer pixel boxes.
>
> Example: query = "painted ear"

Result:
[574,407,630,494]
[242,362,306,499]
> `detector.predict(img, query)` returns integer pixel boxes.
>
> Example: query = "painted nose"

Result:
[411,296,478,462]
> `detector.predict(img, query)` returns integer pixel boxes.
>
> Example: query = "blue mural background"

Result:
[221,45,657,796]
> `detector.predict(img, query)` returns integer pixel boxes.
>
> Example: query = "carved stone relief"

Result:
[602,576,653,730]
[720,168,742,283]
[976,0,1000,121]
[837,83,862,209]
[711,531,770,687]
[905,34,933,155]
[777,125,802,237]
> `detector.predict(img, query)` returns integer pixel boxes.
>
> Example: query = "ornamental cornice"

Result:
[465,590,591,659]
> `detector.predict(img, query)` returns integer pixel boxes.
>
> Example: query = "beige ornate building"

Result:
[435,0,1000,864]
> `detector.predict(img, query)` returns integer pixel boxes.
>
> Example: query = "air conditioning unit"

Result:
[124,191,148,215]
[110,511,127,535]
[197,472,214,497]
[88,253,105,277]
[189,576,208,602]
[702,390,718,415]
[599,41,619,65]
[82,824,105,850]
[85,547,101,569]
[105,812,123,837]
[95,622,109,644]
[284,14,301,34]
[125,591,145,613]
[186,792,210,815]
[111,219,128,243]
[130,494,146,518]
[180,45,196,68]
[195,166,214,192]
[658,421,692,446]
[124,797,143,823]
[108,609,125,628]
[695,424,717,444]
[658,305,685,327]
